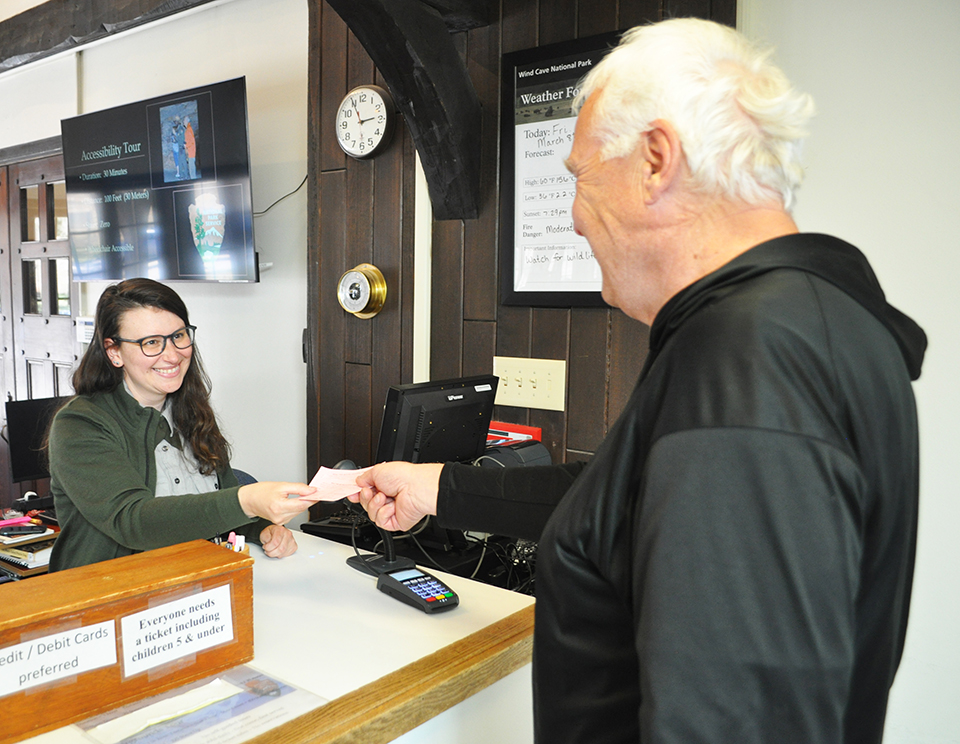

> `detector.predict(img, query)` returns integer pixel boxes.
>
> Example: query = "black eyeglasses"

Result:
[113,326,196,357]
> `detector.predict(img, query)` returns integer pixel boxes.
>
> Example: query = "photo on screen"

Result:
[159,100,202,183]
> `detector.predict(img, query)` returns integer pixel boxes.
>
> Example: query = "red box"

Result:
[487,421,542,446]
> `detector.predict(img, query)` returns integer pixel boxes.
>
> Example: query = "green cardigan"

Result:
[47,385,265,572]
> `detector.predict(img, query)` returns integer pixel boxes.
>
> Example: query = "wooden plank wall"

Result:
[308,1,417,474]
[307,0,736,474]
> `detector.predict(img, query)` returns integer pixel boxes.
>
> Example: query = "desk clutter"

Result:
[0,536,55,567]
[213,531,251,555]
[303,506,537,596]
[0,512,59,579]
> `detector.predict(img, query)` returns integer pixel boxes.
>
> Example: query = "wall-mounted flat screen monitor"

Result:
[375,375,499,465]
[60,77,258,283]
[4,396,67,483]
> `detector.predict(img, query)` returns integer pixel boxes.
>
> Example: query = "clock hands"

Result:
[350,97,377,126]
[350,98,365,125]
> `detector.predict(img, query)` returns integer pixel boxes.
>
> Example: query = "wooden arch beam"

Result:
[326,0,491,220]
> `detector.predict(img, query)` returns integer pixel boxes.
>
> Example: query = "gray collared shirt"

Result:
[154,402,219,497]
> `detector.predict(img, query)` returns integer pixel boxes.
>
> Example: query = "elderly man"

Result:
[351,18,925,744]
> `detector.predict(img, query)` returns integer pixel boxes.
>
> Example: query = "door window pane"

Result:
[50,258,71,316]
[55,363,74,397]
[21,184,39,242]
[27,360,54,399]
[49,181,69,241]
[22,259,42,315]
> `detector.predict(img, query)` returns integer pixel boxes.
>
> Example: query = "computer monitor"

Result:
[373,374,498,554]
[4,396,67,483]
[375,375,499,465]
[61,77,259,283]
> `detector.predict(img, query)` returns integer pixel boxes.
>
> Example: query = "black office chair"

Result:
[233,469,258,485]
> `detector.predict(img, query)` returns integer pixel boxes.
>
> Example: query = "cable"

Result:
[253,174,307,217]
[471,454,506,468]
[469,541,488,579]
[349,513,364,561]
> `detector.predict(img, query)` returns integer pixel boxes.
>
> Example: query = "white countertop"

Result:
[18,532,535,744]
[248,532,534,699]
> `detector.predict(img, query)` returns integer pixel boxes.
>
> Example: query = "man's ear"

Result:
[639,119,683,203]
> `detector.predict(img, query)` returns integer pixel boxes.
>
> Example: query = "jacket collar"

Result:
[649,233,927,380]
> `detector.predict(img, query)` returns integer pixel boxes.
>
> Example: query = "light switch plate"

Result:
[493,356,566,411]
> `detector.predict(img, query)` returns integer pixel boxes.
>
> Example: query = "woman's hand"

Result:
[259,524,298,558]
[238,481,317,524]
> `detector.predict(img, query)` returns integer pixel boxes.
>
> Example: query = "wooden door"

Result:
[0,165,14,508]
[1,152,80,509]
[0,166,13,405]
[8,155,79,400]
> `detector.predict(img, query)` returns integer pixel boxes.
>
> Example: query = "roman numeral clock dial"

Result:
[335,85,397,159]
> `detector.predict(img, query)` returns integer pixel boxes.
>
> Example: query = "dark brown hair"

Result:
[73,278,230,474]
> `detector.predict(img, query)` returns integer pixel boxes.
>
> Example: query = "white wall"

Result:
[0,52,77,142]
[0,0,310,485]
[0,0,45,24]
[741,1,960,741]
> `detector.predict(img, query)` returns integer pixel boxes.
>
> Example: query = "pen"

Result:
[0,516,35,528]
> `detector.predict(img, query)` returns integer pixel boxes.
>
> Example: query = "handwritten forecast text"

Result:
[513,118,601,293]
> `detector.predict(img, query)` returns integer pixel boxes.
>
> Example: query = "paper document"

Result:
[75,666,326,744]
[299,465,373,503]
[86,679,243,744]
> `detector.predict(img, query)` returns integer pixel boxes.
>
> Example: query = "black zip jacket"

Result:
[437,233,925,743]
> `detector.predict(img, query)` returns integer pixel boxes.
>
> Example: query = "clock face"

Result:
[338,270,371,313]
[335,85,395,159]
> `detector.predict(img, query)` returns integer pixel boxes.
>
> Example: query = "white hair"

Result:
[573,18,815,211]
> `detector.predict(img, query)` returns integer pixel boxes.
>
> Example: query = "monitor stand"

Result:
[346,527,416,577]
[346,552,415,576]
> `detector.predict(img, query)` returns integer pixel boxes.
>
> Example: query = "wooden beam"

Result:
[0,0,218,73]
[421,0,495,31]
[0,136,62,166]
[326,0,483,220]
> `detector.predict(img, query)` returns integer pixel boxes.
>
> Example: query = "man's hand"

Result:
[238,482,317,524]
[348,462,444,532]
[259,524,298,558]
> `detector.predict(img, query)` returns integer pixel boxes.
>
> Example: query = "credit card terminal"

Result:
[376,566,459,613]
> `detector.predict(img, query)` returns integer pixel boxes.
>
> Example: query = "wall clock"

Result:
[335,85,396,159]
